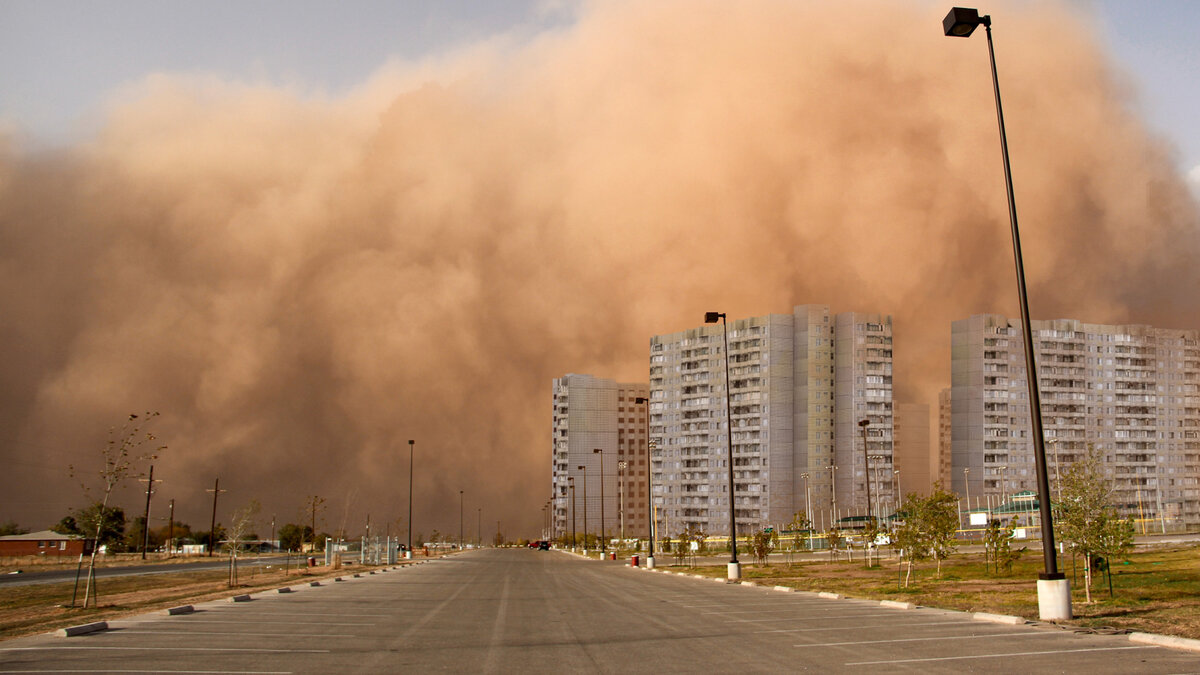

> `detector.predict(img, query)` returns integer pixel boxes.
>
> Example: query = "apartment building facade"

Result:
[951,314,1200,524]
[551,374,649,544]
[649,305,894,537]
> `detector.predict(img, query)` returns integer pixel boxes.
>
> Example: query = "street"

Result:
[0,548,1195,673]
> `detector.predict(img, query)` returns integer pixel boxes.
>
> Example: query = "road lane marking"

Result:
[0,670,292,674]
[721,612,917,622]
[795,631,1058,647]
[845,646,1156,665]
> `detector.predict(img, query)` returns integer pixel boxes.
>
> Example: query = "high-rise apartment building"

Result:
[649,305,893,536]
[937,388,953,488]
[551,374,649,544]
[951,314,1200,524]
[893,403,931,501]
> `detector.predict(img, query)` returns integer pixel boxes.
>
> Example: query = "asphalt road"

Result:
[1,548,1196,673]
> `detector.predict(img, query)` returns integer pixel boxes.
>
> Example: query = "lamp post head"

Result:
[858,419,870,428]
[634,396,648,404]
[408,439,414,445]
[704,311,724,324]
[943,7,989,37]
[593,448,602,454]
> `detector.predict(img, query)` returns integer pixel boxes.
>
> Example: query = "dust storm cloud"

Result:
[1,1,1196,535]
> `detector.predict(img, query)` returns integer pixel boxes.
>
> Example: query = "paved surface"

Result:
[1,548,1196,673]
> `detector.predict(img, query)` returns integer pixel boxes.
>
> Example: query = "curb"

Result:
[1129,632,1200,653]
[310,581,322,587]
[880,600,916,610]
[818,592,843,600]
[165,605,194,615]
[773,585,794,593]
[58,621,107,637]
[974,612,1026,625]
[277,587,293,594]
[229,594,252,602]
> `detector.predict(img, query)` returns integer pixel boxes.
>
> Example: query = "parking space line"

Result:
[112,631,357,638]
[795,631,1058,647]
[845,645,1156,665]
[134,620,374,626]
[0,647,329,654]
[0,670,291,674]
[0,662,290,667]
[723,612,920,622]
[757,620,977,633]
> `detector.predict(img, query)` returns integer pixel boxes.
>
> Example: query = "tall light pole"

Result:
[578,465,588,552]
[705,311,740,579]
[827,464,839,530]
[477,507,481,548]
[407,440,415,558]
[568,476,577,550]
[943,6,1068,620]
[594,448,606,555]
[858,419,872,524]
[459,490,464,550]
[618,460,628,546]
[634,396,656,568]
[800,472,813,550]
[869,455,886,524]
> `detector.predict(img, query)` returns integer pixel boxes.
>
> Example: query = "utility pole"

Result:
[270,514,276,553]
[477,507,481,548]
[206,478,225,557]
[138,464,161,560]
[167,498,175,556]
[308,496,325,554]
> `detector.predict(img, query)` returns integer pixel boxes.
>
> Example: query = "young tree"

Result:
[749,528,777,565]
[278,523,312,551]
[69,412,166,607]
[926,485,961,578]
[893,493,932,587]
[225,500,260,587]
[1057,445,1135,602]
[826,528,844,563]
[787,510,812,552]
[984,516,1023,575]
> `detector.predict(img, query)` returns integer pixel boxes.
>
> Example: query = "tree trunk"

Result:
[904,559,913,588]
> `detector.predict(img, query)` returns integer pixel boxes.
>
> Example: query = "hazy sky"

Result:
[1,1,1197,538]
[2,1,1198,185]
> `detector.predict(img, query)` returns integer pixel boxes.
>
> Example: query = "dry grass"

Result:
[681,544,1200,639]
[0,560,410,641]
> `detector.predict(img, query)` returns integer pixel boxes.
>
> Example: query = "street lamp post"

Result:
[578,465,588,552]
[869,455,886,524]
[705,311,740,579]
[459,490,464,551]
[618,460,628,547]
[800,472,813,550]
[827,464,839,530]
[634,396,656,568]
[594,448,606,555]
[858,419,872,524]
[568,477,577,550]
[407,440,414,559]
[943,6,1068,621]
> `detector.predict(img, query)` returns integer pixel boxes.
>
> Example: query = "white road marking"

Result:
[845,645,1156,665]
[757,620,976,633]
[795,631,1058,647]
[0,647,328,653]
[111,631,356,638]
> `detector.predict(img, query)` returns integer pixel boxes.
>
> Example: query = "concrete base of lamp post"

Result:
[646,555,655,569]
[1037,577,1072,621]
[727,562,741,580]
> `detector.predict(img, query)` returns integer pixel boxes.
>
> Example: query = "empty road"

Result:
[1,548,1195,673]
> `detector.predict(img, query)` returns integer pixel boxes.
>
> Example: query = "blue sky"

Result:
[1,1,1197,187]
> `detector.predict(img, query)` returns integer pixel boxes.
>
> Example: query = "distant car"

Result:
[537,541,550,551]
